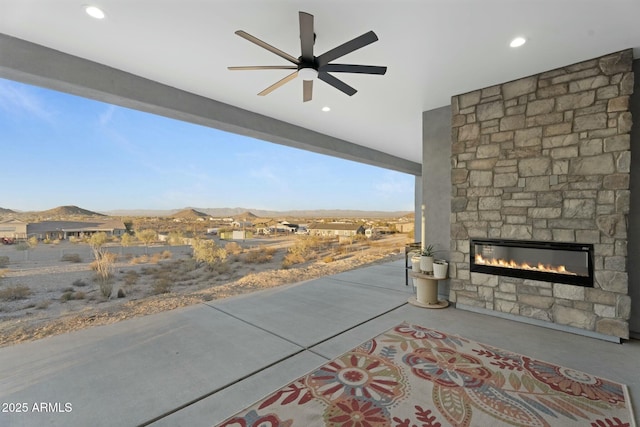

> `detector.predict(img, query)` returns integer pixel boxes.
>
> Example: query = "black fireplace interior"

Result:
[470,239,594,287]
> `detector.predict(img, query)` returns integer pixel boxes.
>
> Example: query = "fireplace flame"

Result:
[474,254,578,276]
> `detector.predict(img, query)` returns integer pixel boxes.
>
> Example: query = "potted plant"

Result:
[433,259,449,279]
[420,245,436,273]
[409,250,421,287]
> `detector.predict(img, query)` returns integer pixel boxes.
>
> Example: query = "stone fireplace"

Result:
[449,50,633,339]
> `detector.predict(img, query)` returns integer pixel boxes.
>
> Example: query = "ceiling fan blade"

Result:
[316,31,379,67]
[235,30,299,65]
[303,80,313,102]
[228,66,298,70]
[319,64,387,75]
[299,12,314,62]
[258,71,299,96]
[318,72,357,96]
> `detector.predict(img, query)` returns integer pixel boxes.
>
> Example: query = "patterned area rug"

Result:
[218,322,636,427]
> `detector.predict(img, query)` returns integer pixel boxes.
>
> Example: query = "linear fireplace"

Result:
[470,239,594,287]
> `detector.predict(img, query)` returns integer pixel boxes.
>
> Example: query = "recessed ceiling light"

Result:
[322,106,331,112]
[85,5,106,20]
[510,37,526,48]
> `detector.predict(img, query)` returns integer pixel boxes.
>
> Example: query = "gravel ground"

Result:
[0,237,407,347]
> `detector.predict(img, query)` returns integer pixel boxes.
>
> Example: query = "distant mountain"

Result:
[103,207,412,218]
[38,205,105,218]
[171,208,209,219]
[0,207,16,215]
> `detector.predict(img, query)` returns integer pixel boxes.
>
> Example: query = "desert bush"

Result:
[123,270,139,286]
[36,300,50,310]
[323,256,334,263]
[90,252,117,276]
[0,285,32,301]
[72,279,88,287]
[192,238,227,266]
[62,290,85,301]
[15,242,29,251]
[130,255,149,264]
[120,233,135,247]
[62,253,82,263]
[148,251,171,264]
[167,231,185,246]
[243,249,273,264]
[0,256,9,268]
[27,236,38,248]
[0,269,6,278]
[136,229,157,247]
[210,261,231,274]
[288,236,322,261]
[152,278,172,295]
[89,233,116,284]
[93,275,114,298]
[224,242,243,256]
[117,289,126,298]
[282,253,305,268]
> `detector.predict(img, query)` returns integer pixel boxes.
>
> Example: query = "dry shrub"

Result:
[93,275,114,298]
[244,250,273,264]
[0,285,32,301]
[90,252,116,278]
[282,253,305,268]
[61,253,82,263]
[323,256,334,263]
[123,270,139,286]
[152,278,172,295]
[225,242,243,255]
[210,261,231,274]
[72,279,88,287]
[61,290,86,302]
[0,256,9,268]
[130,255,150,264]
[36,300,50,310]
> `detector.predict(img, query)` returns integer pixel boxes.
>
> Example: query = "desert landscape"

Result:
[0,224,409,347]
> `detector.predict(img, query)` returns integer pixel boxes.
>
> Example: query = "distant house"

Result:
[395,222,415,233]
[220,230,253,240]
[308,223,365,237]
[0,219,28,240]
[231,220,253,228]
[27,220,127,240]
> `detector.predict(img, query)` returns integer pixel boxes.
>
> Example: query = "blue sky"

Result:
[0,78,414,213]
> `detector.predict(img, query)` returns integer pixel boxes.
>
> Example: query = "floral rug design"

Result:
[218,322,635,427]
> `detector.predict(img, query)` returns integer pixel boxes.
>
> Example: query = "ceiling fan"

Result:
[228,11,387,102]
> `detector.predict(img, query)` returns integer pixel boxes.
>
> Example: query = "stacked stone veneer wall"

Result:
[449,50,634,339]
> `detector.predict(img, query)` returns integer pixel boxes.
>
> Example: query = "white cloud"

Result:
[98,105,116,127]
[0,80,55,122]
[373,172,413,198]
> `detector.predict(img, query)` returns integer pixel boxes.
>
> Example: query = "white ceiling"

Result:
[1,0,639,164]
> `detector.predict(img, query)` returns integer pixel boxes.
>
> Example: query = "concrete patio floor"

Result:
[1,259,638,426]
